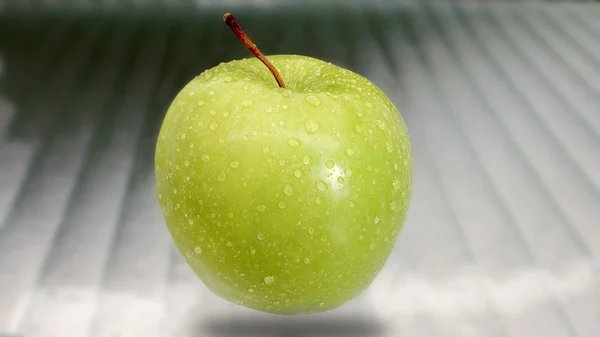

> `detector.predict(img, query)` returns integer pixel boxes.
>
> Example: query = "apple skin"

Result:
[155,55,412,315]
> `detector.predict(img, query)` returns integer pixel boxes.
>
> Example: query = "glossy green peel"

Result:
[155,54,412,314]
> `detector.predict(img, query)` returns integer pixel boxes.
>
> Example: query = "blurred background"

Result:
[1,1,600,337]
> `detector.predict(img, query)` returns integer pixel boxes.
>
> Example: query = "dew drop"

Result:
[316,181,328,191]
[349,201,355,208]
[308,227,315,235]
[257,233,265,240]
[264,276,276,285]
[326,160,335,169]
[284,184,294,196]
[305,95,322,107]
[188,219,194,225]
[263,146,270,153]
[223,111,230,118]
[319,302,325,307]
[209,109,217,116]
[390,201,399,211]
[279,159,286,166]
[374,216,380,224]
[217,173,227,181]
[250,249,256,255]
[227,213,234,219]
[196,100,206,106]
[202,154,210,162]
[353,125,363,133]
[185,252,193,259]
[257,205,267,212]
[278,201,286,209]
[337,176,345,184]
[304,258,311,264]
[376,120,386,130]
[173,188,178,194]
[370,243,377,250]
[287,138,301,147]
[230,161,240,168]
[403,158,409,167]
[315,197,322,205]
[345,148,355,156]
[241,100,254,107]
[223,76,232,83]
[279,120,286,127]
[210,123,219,130]
[393,177,402,190]
[194,247,202,254]
[386,143,394,153]
[304,119,320,134]
[303,156,310,165]
[189,143,195,148]
[282,104,288,110]
[266,107,273,113]
[365,102,373,108]
[184,160,190,167]
[226,241,233,247]
[294,170,303,178]
[181,134,186,139]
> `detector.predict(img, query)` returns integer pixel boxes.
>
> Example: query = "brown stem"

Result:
[224,13,286,89]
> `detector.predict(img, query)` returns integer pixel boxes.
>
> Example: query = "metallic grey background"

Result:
[0,2,599,337]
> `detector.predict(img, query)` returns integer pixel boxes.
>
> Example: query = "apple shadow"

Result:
[202,314,387,337]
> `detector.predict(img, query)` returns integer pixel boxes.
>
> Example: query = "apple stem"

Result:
[224,13,286,89]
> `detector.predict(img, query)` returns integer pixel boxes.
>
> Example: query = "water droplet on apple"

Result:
[305,95,322,107]
[393,177,401,190]
[248,288,254,293]
[217,173,227,181]
[186,252,193,259]
[188,219,194,225]
[279,159,286,166]
[304,258,311,264]
[223,111,230,118]
[223,76,232,83]
[315,197,322,205]
[316,181,328,191]
[257,233,265,240]
[303,118,321,135]
[390,201,398,211]
[302,156,310,165]
[353,125,363,133]
[228,161,240,169]
[266,107,272,113]
[386,143,395,153]
[173,188,178,194]
[257,205,267,212]
[284,184,294,196]
[197,100,206,106]
[189,143,195,149]
[241,100,254,107]
[365,102,373,108]
[264,276,276,285]
[403,158,409,167]
[308,227,315,235]
[345,148,355,156]
[278,201,286,209]
[158,193,163,199]
[184,160,190,167]
[294,169,302,178]
[287,138,301,147]
[393,162,399,170]
[337,176,345,184]
[210,109,217,116]
[326,160,335,169]
[349,201,355,208]
[374,216,380,224]
[201,154,210,162]
[180,134,186,139]
[369,243,377,250]
[250,249,256,255]
[375,120,386,130]
[263,146,270,153]
[226,241,233,247]
[282,104,288,110]
[210,123,219,130]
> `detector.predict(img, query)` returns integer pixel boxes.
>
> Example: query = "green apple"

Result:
[154,14,412,315]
